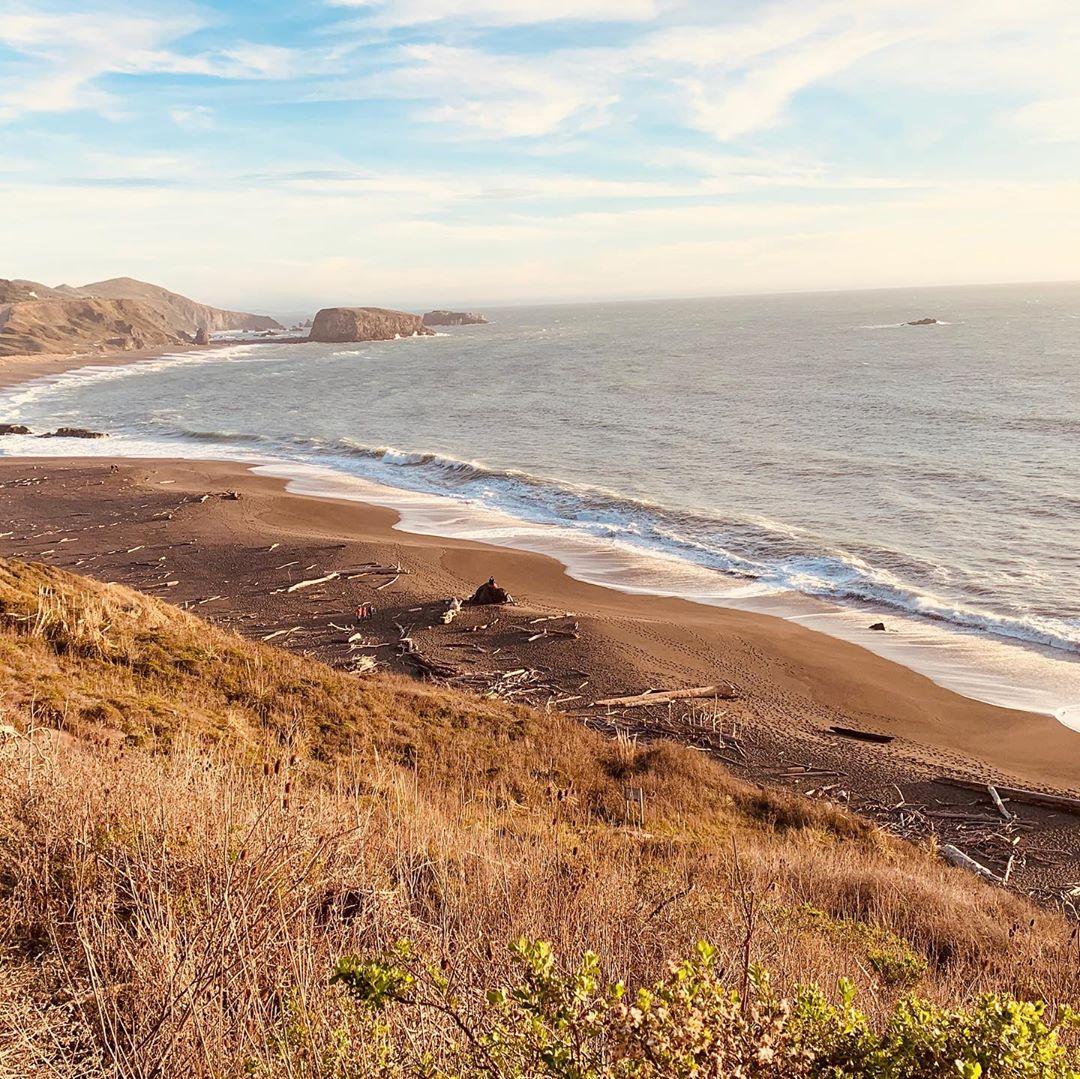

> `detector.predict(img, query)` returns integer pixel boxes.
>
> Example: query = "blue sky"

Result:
[1,0,1079,313]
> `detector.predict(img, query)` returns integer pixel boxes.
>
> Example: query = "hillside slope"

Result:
[0,295,184,356]
[0,275,280,356]
[72,276,281,332]
[0,558,1076,1076]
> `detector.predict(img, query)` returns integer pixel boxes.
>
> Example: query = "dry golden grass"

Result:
[0,557,1077,1076]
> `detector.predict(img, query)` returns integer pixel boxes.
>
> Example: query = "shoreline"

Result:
[2,454,1079,892]
[1,343,1079,734]
[1,452,1078,787]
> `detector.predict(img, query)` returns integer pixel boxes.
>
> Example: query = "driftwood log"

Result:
[941,843,1002,883]
[592,685,737,708]
[936,777,1080,817]
[829,726,894,744]
[287,571,339,593]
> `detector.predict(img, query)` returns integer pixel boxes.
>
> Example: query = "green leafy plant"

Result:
[332,940,1079,1078]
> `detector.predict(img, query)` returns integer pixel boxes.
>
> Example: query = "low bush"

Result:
[333,939,1079,1078]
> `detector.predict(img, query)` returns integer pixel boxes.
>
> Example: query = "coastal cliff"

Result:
[309,306,433,342]
[0,276,281,357]
[68,277,282,333]
[0,294,185,356]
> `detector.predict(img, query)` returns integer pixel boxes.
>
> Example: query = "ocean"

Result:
[3,282,1079,728]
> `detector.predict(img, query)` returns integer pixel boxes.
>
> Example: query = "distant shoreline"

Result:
[0,342,215,392]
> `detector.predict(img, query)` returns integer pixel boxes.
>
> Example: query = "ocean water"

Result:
[3,282,1080,727]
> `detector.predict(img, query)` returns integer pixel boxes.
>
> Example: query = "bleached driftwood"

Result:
[987,784,1015,821]
[940,843,1001,884]
[592,685,736,708]
[287,572,339,593]
[937,778,1080,817]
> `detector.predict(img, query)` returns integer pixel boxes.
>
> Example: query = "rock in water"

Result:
[422,310,489,327]
[194,325,211,345]
[308,307,434,343]
[906,317,940,326]
[0,424,31,436]
[38,427,107,439]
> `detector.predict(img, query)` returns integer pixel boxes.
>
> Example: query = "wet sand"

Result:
[1,455,1078,897]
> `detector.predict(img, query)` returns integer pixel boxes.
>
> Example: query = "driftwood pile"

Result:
[577,691,747,767]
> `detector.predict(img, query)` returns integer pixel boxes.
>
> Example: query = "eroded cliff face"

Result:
[0,296,185,357]
[422,310,489,326]
[0,276,281,356]
[73,278,282,333]
[308,307,434,343]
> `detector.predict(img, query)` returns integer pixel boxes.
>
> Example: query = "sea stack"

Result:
[422,310,489,327]
[308,307,434,343]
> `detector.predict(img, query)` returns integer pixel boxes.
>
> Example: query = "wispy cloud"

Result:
[331,0,658,27]
[170,105,216,131]
[0,10,323,123]
[1008,97,1080,143]
[329,43,622,138]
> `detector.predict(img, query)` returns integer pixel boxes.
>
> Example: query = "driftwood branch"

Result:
[936,778,1080,817]
[287,572,339,593]
[940,843,1002,883]
[592,685,736,708]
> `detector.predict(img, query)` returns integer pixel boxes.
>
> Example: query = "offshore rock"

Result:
[309,307,434,343]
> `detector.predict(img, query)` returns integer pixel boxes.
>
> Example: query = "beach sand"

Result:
[2,454,1079,895]
[0,342,223,392]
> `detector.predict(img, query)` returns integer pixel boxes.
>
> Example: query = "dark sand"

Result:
[2,456,1079,900]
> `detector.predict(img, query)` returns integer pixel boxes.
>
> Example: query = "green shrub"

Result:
[331,940,1079,1078]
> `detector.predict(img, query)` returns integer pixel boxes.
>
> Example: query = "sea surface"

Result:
[3,283,1079,728]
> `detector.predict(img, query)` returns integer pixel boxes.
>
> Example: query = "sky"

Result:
[1,0,1079,314]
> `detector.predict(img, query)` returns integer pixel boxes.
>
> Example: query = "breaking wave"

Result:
[120,424,1080,656]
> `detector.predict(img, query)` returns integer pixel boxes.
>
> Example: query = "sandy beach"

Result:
[0,342,226,392]
[2,450,1079,896]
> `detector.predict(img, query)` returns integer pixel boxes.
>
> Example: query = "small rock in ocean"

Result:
[869,622,886,631]
[0,424,31,436]
[906,317,939,326]
[38,427,107,439]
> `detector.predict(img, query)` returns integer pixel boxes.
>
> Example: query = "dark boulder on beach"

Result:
[906,317,940,326]
[0,424,31,436]
[869,622,886,631]
[422,310,489,327]
[308,307,434,343]
[38,427,107,439]
[194,325,211,345]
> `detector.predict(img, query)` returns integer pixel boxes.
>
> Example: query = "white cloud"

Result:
[0,10,321,124]
[1008,97,1080,143]
[170,105,216,131]
[677,27,903,140]
[345,43,621,137]
[333,0,658,26]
